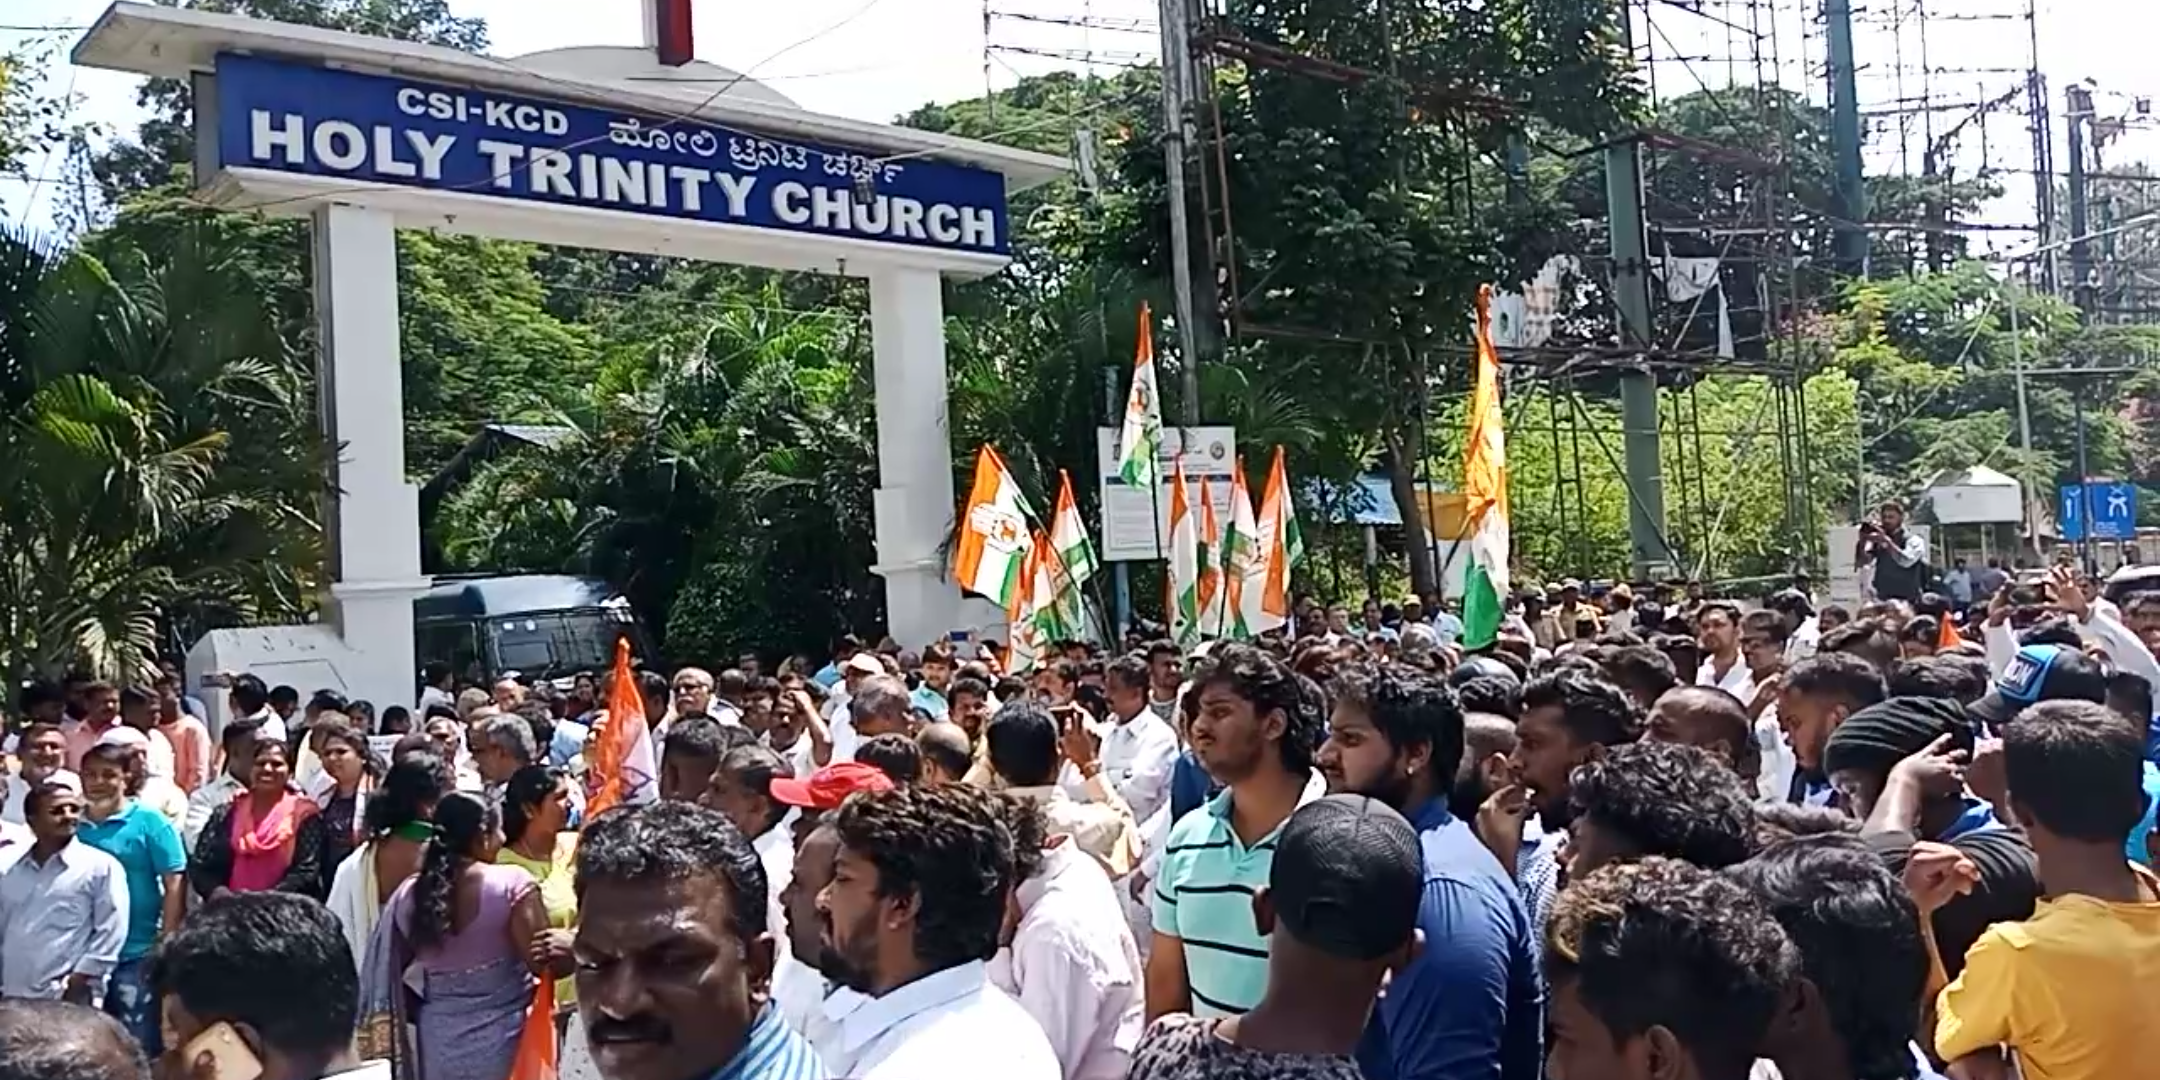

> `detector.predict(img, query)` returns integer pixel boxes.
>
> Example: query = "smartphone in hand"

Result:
[178,1022,264,1080]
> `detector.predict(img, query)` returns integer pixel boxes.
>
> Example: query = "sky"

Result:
[5,0,2160,258]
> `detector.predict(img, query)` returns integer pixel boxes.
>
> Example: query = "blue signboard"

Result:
[206,53,1010,256]
[2059,481,2138,542]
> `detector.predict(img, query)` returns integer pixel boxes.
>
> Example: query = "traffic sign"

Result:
[2059,482,2138,542]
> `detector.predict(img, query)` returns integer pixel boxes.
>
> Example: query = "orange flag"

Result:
[1937,612,1964,651]
[586,637,657,818]
[508,980,558,1080]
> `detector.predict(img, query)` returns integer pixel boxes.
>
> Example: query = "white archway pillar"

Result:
[312,204,430,709]
[868,265,962,648]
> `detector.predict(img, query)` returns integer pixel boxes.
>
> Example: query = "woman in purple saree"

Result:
[356,791,564,1080]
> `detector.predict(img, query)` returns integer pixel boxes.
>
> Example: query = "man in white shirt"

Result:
[703,745,800,965]
[765,763,897,1040]
[225,674,288,743]
[989,808,1142,1080]
[825,653,890,763]
[3,723,75,825]
[1063,656,1178,825]
[1694,601,1755,700]
[0,781,128,1002]
[813,785,1060,1080]
[183,715,266,852]
[1144,642,1183,723]
[418,661,457,718]
[836,676,913,767]
[1735,610,1798,803]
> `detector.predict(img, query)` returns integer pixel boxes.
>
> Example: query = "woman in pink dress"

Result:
[363,791,567,1080]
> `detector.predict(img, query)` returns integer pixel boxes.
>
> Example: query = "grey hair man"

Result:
[471,713,538,794]
[845,676,915,761]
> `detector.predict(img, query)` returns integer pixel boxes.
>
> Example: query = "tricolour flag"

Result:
[951,446,1034,609]
[1460,285,1512,650]
[1196,475,1227,639]
[1116,304,1165,487]
[1250,446,1299,633]
[1222,461,1262,640]
[1050,469,1100,589]
[1167,459,1201,648]
[587,637,658,817]
[1005,534,1074,672]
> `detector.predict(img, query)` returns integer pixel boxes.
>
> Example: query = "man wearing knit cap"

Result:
[1126,795,1423,1080]
[1827,696,2042,983]
[1824,696,1997,842]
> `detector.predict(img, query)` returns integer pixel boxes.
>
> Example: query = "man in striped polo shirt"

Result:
[1145,643,1327,1020]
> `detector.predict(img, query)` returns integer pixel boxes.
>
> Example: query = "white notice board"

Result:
[1097,425,1240,561]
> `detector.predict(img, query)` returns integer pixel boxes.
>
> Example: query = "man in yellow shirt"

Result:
[1934,700,2160,1080]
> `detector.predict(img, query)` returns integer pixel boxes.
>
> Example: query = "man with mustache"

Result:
[572,801,823,1080]
[1504,670,1642,939]
[1316,664,1542,1080]
[813,784,1059,1079]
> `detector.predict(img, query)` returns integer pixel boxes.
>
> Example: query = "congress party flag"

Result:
[951,446,1034,609]
[1116,304,1165,487]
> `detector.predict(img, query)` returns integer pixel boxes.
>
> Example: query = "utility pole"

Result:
[2008,288,2036,548]
[2074,382,2095,572]
[1824,0,1869,274]
[1606,122,1671,578]
[2066,83,2095,319]
[1156,0,1204,426]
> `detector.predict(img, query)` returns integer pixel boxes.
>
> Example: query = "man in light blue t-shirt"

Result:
[76,742,185,1053]
[1149,643,1325,1019]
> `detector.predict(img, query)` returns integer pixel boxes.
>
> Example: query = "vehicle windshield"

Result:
[485,609,634,680]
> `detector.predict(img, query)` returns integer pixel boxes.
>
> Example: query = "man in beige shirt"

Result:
[984,701,1139,879]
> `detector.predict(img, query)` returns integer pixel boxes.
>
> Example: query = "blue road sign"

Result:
[2060,482,2138,542]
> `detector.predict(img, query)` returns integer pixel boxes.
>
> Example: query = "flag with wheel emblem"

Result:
[1116,304,1165,486]
[1168,459,1201,648]
[951,446,1035,609]
[1050,469,1100,588]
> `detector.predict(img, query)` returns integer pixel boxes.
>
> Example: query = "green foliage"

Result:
[0,224,323,680]
[0,41,73,184]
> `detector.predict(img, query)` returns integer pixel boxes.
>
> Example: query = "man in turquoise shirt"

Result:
[1148,643,1326,1019]
[76,742,185,1053]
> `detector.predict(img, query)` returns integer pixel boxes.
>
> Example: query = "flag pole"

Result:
[1149,455,1167,637]
[1214,459,1241,641]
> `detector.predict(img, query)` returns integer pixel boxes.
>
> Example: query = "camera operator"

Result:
[1855,500,1929,602]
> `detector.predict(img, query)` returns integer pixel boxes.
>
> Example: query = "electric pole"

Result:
[1156,0,1204,426]
[1824,0,1868,274]
[1603,10,1672,582]
[2066,84,2095,320]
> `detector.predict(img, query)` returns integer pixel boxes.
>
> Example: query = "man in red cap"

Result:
[771,762,895,817]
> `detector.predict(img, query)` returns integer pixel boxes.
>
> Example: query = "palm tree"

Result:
[0,225,321,682]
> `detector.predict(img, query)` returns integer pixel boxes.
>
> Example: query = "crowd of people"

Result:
[1,531,2158,1080]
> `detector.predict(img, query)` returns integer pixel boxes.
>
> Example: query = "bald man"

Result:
[1644,685,1761,789]
[0,999,147,1080]
[916,722,974,785]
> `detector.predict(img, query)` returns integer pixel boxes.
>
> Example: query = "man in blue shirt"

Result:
[76,743,185,1053]
[1318,662,1541,1080]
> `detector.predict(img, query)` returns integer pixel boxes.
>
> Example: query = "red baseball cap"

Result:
[769,762,895,810]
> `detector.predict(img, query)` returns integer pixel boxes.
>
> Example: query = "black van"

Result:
[413,574,652,686]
